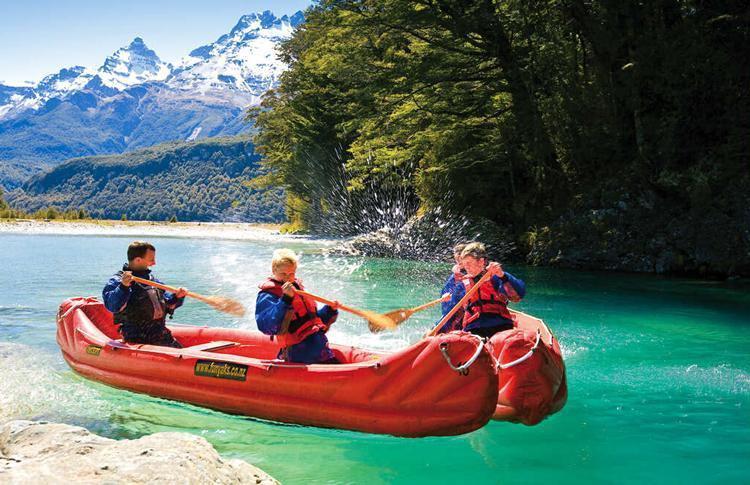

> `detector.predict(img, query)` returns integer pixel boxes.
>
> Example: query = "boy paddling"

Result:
[438,242,526,338]
[255,249,340,364]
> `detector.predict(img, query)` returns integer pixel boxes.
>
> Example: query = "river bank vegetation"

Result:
[252,0,749,276]
[6,137,285,223]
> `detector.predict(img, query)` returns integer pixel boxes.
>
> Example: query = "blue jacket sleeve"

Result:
[317,305,339,325]
[443,282,465,317]
[495,272,526,301]
[255,291,291,335]
[102,274,131,313]
[441,274,456,315]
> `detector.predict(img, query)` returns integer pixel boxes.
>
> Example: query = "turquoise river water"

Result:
[0,233,748,483]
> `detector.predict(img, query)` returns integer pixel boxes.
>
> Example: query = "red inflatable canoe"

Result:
[56,298,500,437]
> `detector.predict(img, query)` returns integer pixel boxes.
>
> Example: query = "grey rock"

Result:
[0,420,278,484]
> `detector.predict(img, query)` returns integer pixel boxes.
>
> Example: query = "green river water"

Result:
[0,233,748,483]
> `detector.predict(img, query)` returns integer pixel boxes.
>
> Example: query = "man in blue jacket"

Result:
[102,241,187,347]
[439,242,526,338]
[256,248,339,364]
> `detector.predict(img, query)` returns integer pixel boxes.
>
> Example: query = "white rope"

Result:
[497,329,542,370]
[439,334,485,374]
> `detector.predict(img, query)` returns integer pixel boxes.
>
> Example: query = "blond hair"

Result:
[453,242,468,256]
[460,242,487,260]
[272,248,298,270]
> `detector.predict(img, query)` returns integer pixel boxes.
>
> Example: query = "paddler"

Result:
[255,248,340,364]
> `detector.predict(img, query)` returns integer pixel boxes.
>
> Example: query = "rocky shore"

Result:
[325,199,750,278]
[0,420,278,484]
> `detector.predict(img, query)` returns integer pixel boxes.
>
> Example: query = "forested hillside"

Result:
[252,0,749,276]
[8,137,284,222]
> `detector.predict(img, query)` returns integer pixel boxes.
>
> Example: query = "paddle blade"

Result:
[369,308,413,331]
[362,310,397,332]
[204,296,246,317]
[384,308,413,325]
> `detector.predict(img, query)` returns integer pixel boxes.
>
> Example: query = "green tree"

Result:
[253,0,749,239]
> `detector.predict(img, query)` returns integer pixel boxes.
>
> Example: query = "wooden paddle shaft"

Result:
[296,290,369,319]
[130,275,210,303]
[410,297,444,313]
[428,271,493,337]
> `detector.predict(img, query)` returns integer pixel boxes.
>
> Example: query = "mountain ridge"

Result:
[0,10,304,189]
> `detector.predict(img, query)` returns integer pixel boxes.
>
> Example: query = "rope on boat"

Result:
[439,334,485,375]
[497,329,541,370]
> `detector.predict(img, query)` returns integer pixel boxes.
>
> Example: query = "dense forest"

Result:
[7,137,285,222]
[252,0,749,276]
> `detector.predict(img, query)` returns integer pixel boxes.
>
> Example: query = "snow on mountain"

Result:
[97,37,171,90]
[0,83,35,117]
[168,10,303,97]
[0,66,94,116]
[0,38,169,117]
[0,10,303,120]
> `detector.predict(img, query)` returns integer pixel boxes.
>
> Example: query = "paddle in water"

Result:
[130,276,246,317]
[295,289,396,331]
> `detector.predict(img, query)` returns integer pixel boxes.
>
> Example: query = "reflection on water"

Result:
[1,233,749,483]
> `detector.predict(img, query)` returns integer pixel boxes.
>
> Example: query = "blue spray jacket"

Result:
[255,289,338,364]
[102,265,184,316]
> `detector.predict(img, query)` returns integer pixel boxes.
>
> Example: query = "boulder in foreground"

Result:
[0,420,278,484]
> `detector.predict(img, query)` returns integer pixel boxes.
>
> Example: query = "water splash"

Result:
[284,148,514,261]
[0,342,114,423]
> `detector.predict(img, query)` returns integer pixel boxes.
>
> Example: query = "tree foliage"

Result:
[7,136,285,222]
[253,0,749,240]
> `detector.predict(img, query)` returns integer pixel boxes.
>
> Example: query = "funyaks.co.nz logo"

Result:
[194,360,248,381]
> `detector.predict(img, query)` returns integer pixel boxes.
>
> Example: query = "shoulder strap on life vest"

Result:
[259,277,284,297]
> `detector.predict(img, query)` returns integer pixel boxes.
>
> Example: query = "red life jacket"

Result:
[258,278,327,348]
[460,273,513,327]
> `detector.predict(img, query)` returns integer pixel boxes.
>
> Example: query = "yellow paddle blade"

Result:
[383,308,414,325]
[361,310,397,332]
[204,296,246,317]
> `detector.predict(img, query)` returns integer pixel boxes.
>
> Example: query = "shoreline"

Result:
[0,219,336,245]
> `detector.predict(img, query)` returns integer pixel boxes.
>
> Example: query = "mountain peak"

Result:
[36,66,91,91]
[128,37,147,49]
[228,10,300,35]
[98,37,170,90]
[172,10,304,95]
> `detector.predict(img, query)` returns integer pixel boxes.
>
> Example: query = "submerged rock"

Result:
[0,420,278,484]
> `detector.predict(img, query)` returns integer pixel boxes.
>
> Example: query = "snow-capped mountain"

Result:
[0,10,304,189]
[0,11,302,120]
[169,10,304,98]
[98,37,172,90]
[0,83,34,118]
[0,38,172,117]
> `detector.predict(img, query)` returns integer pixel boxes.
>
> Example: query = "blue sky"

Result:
[0,0,313,85]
